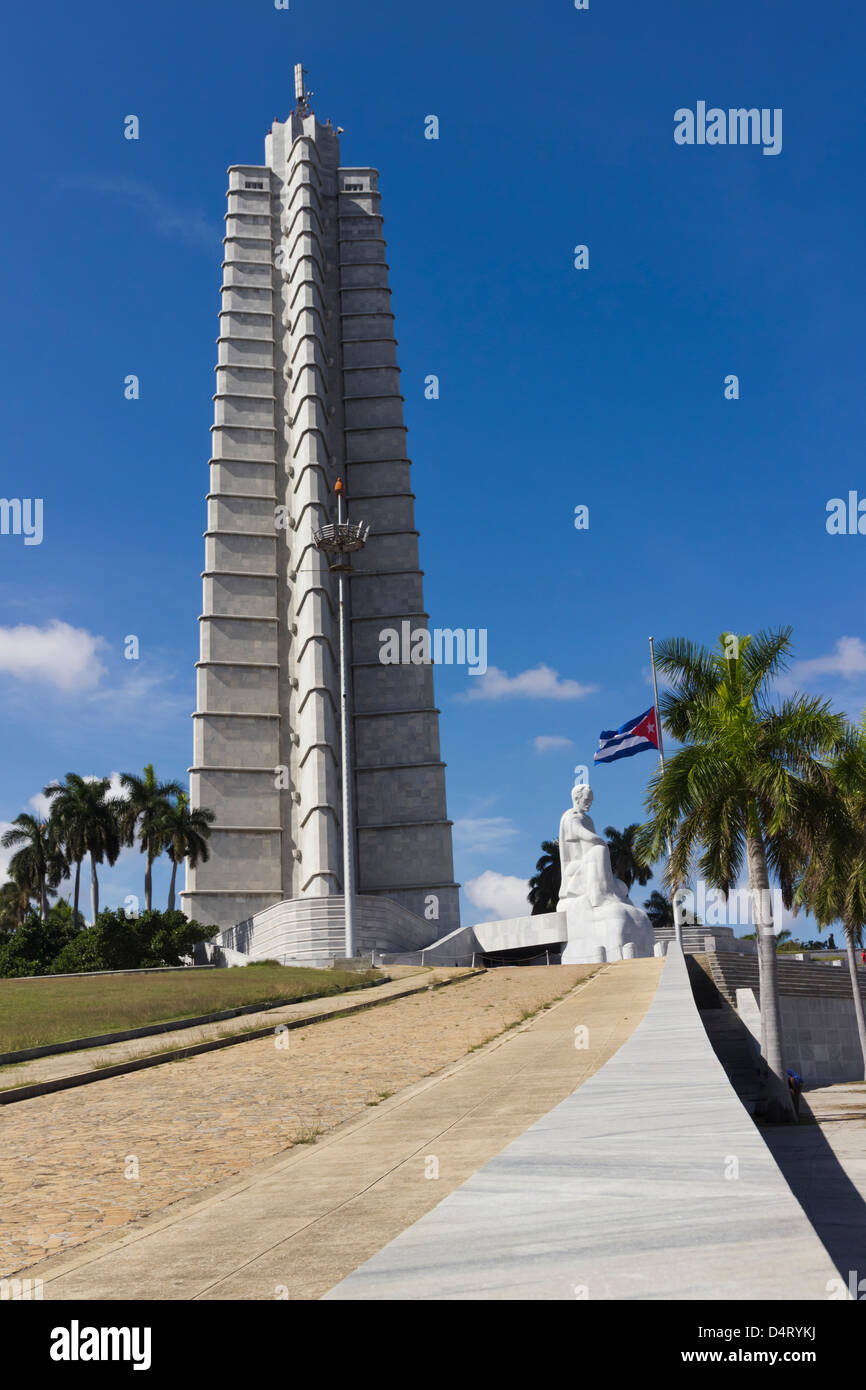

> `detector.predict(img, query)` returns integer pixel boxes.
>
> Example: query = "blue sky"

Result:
[1,0,864,936]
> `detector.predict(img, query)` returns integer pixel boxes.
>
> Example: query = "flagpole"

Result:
[649,636,683,951]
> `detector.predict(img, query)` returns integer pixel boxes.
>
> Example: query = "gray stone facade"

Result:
[182,90,459,942]
[735,986,866,1087]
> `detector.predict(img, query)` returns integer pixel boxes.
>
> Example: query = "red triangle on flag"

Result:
[633,709,659,749]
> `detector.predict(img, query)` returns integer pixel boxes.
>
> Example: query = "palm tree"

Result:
[794,719,866,1078]
[68,778,121,923]
[1,815,65,920]
[43,773,111,927]
[119,765,184,911]
[604,824,653,891]
[643,889,674,932]
[0,878,35,929]
[528,840,561,915]
[161,793,215,911]
[639,627,846,1117]
[643,888,702,932]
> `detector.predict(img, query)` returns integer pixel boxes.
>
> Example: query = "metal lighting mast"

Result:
[293,63,313,116]
[314,480,370,959]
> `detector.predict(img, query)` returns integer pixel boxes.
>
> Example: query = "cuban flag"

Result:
[594,707,660,765]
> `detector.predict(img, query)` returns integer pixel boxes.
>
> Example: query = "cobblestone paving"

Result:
[0,966,590,1275]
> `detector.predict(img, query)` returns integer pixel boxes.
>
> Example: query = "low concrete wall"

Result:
[324,946,841,1300]
[381,913,567,967]
[474,912,566,953]
[204,894,438,966]
[707,954,866,1086]
[380,923,479,967]
[736,986,866,1087]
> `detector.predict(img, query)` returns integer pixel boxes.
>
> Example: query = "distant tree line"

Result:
[0,764,217,976]
[1,765,215,928]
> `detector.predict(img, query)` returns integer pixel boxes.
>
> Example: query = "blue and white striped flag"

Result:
[594,707,660,765]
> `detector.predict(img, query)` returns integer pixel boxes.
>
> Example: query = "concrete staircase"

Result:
[653,923,757,955]
[700,951,866,1004]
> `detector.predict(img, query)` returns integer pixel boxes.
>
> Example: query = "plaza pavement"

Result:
[762,1080,866,1291]
[9,959,660,1299]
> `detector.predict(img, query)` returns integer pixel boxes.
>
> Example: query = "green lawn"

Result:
[0,965,382,1053]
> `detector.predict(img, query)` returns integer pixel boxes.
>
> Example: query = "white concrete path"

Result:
[324,946,843,1300]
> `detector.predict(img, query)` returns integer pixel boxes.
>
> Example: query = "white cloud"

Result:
[533,735,574,753]
[465,870,531,921]
[86,668,190,724]
[105,771,128,801]
[83,771,128,801]
[0,628,189,735]
[784,636,866,689]
[461,665,597,702]
[35,769,127,817]
[0,822,17,882]
[28,791,53,820]
[61,176,219,251]
[0,620,107,692]
[453,817,519,855]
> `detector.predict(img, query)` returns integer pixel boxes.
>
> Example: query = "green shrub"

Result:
[0,903,78,977]
[49,909,216,975]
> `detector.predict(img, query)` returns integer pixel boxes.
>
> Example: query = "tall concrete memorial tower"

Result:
[182,68,460,960]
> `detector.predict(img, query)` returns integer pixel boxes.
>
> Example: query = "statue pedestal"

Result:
[560,899,654,965]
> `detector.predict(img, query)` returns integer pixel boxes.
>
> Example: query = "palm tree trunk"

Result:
[73,860,82,928]
[167,857,178,913]
[845,930,866,1080]
[90,852,99,924]
[746,832,794,1118]
[145,851,153,913]
[39,873,47,922]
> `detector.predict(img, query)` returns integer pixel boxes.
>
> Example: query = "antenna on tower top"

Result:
[294,63,313,114]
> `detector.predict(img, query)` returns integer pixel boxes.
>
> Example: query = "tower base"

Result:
[197,894,443,967]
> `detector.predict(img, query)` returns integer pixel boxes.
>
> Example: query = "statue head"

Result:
[571,783,593,813]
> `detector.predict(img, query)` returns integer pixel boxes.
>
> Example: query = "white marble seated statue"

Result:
[556,784,654,963]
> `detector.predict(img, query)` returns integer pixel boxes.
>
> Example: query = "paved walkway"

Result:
[761,1081,866,1292]
[325,946,842,1301]
[11,960,660,1298]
